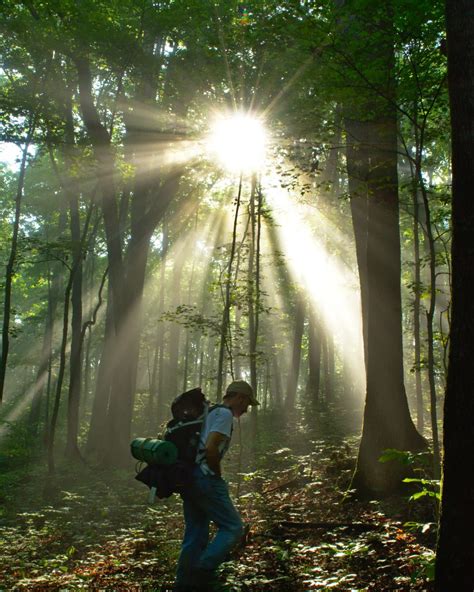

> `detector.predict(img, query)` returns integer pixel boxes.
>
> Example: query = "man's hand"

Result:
[205,431,228,477]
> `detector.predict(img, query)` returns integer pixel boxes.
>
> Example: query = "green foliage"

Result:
[408,550,436,583]
[161,304,222,337]
[403,477,441,502]
[379,449,440,502]
[378,448,430,466]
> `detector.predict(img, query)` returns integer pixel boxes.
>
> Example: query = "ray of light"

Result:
[0,371,48,442]
[264,173,365,394]
[137,196,230,394]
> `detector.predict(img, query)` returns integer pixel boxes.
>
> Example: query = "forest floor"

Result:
[0,410,436,591]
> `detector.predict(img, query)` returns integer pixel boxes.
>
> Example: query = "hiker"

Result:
[174,380,259,592]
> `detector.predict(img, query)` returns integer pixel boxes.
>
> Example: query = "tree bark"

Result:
[412,184,424,433]
[435,1,474,588]
[75,55,182,463]
[285,293,306,411]
[344,117,369,369]
[216,176,243,399]
[85,287,114,457]
[419,178,441,476]
[306,309,322,407]
[324,329,335,403]
[29,266,60,437]
[63,92,84,461]
[46,206,93,473]
[351,114,426,495]
[338,0,426,495]
[0,118,35,402]
[167,250,185,399]
[154,220,168,426]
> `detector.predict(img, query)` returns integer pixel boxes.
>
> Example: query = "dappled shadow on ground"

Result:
[0,408,434,591]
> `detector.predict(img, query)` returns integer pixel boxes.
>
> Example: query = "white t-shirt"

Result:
[197,405,233,475]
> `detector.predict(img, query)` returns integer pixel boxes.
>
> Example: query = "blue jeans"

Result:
[175,465,244,587]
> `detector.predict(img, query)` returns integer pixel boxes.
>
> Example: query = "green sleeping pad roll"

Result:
[131,438,178,465]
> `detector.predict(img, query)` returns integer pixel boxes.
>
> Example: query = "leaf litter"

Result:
[0,438,435,591]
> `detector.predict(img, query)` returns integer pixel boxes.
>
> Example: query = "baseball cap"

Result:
[225,380,260,405]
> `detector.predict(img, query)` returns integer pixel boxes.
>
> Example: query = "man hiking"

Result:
[174,380,259,592]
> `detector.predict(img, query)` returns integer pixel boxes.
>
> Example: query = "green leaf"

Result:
[379,449,411,464]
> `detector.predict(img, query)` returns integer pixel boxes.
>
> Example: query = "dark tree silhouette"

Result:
[435,1,474,588]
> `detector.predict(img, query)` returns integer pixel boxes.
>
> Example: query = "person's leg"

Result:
[175,495,209,588]
[193,473,244,573]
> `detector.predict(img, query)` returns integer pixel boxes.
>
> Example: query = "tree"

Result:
[335,0,427,494]
[0,114,36,401]
[285,291,306,411]
[435,1,474,588]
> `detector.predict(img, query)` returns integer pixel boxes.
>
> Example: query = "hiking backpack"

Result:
[133,387,224,500]
[163,387,207,463]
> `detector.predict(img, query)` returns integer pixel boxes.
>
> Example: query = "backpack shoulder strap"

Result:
[164,417,203,436]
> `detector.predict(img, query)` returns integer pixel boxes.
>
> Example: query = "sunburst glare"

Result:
[208,112,267,173]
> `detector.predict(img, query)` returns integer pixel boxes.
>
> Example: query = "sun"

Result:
[208,112,267,173]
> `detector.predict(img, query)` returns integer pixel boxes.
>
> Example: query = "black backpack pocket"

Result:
[135,461,195,498]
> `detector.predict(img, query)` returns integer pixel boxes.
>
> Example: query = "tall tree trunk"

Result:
[216,176,243,399]
[81,245,97,422]
[34,205,68,442]
[248,175,258,395]
[29,265,61,437]
[412,184,424,433]
[306,309,322,407]
[75,57,124,325]
[325,329,335,403]
[85,286,114,457]
[167,250,185,399]
[233,307,242,377]
[351,113,426,494]
[344,117,369,369]
[272,354,283,408]
[320,329,328,404]
[419,176,441,476]
[0,117,35,402]
[338,1,426,495]
[75,55,182,463]
[182,212,199,392]
[248,176,262,434]
[285,294,306,411]
[63,94,84,461]
[435,2,474,588]
[47,273,72,473]
[46,206,93,472]
[154,221,168,426]
[104,226,152,462]
[406,100,440,472]
[82,325,93,420]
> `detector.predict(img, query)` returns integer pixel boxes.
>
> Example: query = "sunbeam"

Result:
[0,371,48,442]
[264,173,365,394]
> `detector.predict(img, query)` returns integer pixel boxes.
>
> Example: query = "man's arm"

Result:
[205,431,228,477]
